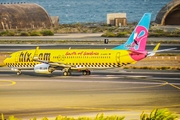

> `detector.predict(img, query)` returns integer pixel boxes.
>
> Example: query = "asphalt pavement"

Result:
[0,69,180,119]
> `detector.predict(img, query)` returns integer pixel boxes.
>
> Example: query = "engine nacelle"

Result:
[34,63,54,74]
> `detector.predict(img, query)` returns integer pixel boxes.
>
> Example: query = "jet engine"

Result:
[34,63,54,74]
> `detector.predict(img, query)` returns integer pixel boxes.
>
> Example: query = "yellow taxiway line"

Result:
[0,80,16,87]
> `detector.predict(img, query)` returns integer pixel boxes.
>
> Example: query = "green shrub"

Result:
[95,113,125,120]
[149,33,166,37]
[7,31,15,36]
[0,30,15,36]
[0,31,9,36]
[29,31,41,36]
[123,66,180,70]
[40,30,54,36]
[1,109,179,120]
[1,114,4,120]
[101,32,116,37]
[77,116,91,120]
[155,29,164,33]
[8,115,19,120]
[140,108,179,120]
[41,117,49,120]
[20,32,30,36]
[55,115,75,120]
[116,31,128,37]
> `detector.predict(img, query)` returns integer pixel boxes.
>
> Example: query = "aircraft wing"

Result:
[47,62,71,68]
[33,46,71,68]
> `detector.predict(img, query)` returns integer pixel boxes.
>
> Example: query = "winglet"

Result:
[147,43,160,56]
[33,46,39,61]
[153,43,160,52]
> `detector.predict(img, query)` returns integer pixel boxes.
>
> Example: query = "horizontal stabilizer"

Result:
[147,43,176,56]
[151,48,177,53]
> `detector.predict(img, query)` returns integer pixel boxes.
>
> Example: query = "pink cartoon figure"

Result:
[130,26,148,51]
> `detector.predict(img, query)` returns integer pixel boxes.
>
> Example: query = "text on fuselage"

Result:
[19,52,51,62]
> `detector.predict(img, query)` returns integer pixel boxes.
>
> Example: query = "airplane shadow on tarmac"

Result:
[0,70,128,78]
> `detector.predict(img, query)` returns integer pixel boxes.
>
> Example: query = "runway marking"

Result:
[3,78,168,91]
[111,79,168,90]
[152,78,180,90]
[0,80,16,87]
[169,83,180,90]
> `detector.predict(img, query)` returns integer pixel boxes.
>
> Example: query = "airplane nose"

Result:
[3,58,7,65]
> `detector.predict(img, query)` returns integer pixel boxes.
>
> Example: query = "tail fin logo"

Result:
[112,13,151,50]
[130,25,148,51]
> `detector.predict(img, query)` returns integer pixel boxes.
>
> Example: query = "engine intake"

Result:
[34,63,54,74]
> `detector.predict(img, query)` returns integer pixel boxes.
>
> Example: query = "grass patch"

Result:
[20,32,30,36]
[0,29,54,36]
[1,23,180,37]
[1,109,179,120]
[123,66,180,70]
[40,30,54,36]
[141,108,179,120]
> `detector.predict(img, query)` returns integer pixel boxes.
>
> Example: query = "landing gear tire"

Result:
[82,71,87,75]
[82,70,91,75]
[17,71,21,75]
[63,71,68,76]
[67,71,71,76]
[87,71,91,75]
[63,71,71,76]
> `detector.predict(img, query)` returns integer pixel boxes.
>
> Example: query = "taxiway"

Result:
[0,69,180,119]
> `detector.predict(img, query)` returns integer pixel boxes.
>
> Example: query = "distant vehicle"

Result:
[3,13,176,76]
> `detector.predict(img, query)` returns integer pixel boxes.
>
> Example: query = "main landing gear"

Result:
[62,68,72,76]
[63,71,71,76]
[10,68,22,75]
[82,70,91,75]
[62,69,91,76]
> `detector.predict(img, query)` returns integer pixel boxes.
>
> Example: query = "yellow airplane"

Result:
[3,13,176,76]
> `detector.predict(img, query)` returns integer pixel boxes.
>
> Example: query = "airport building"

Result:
[107,13,127,27]
[155,0,180,25]
[0,2,59,30]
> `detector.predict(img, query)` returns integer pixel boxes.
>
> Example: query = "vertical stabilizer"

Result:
[112,13,151,51]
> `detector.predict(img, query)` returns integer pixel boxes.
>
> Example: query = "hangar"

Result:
[155,0,180,25]
[0,3,58,30]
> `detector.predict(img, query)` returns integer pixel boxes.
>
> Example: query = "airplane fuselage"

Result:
[4,49,145,70]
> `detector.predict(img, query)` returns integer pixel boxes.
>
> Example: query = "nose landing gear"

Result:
[17,70,22,75]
